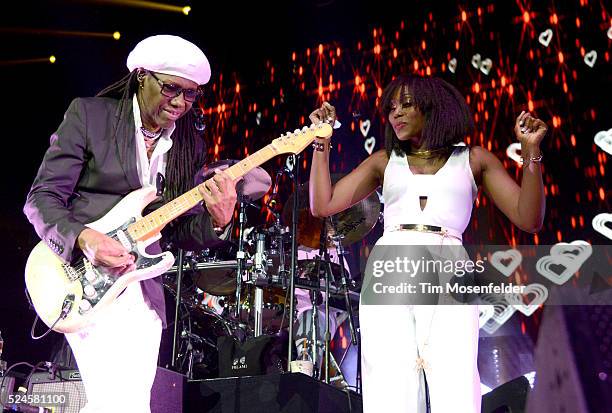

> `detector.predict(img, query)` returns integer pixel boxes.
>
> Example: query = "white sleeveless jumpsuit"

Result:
[359,145,481,413]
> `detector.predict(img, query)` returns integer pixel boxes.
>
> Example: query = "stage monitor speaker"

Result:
[481,375,530,413]
[1,375,16,407]
[26,366,184,413]
[28,369,86,413]
[185,372,362,413]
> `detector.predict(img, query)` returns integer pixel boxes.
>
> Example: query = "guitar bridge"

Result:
[62,263,81,282]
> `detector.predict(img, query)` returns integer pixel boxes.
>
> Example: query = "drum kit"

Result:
[162,159,381,384]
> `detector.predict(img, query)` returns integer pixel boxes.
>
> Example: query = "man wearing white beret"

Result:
[24,35,237,412]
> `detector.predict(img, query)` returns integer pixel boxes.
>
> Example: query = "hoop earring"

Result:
[137,70,146,87]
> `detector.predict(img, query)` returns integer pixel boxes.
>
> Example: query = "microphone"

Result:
[265,168,284,219]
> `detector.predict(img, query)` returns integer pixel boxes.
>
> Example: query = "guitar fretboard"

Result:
[126,145,280,242]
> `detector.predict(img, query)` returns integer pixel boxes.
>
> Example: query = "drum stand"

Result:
[253,231,267,336]
[180,327,204,379]
[234,195,249,320]
[171,248,185,369]
[328,226,358,347]
[286,154,300,370]
[310,217,358,387]
[309,217,333,384]
[170,249,209,377]
[329,219,360,394]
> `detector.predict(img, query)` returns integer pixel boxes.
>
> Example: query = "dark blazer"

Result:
[24,96,220,326]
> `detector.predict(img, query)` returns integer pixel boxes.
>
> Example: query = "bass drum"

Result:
[178,304,234,379]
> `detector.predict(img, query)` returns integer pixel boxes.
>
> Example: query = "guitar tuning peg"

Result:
[302,126,309,132]
[293,129,301,135]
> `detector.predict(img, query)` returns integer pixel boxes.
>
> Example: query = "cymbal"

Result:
[282,181,380,248]
[198,159,272,201]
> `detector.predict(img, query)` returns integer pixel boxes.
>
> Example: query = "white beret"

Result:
[126,35,211,85]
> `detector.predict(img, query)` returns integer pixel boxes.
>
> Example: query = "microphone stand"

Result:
[319,220,333,383]
[286,154,299,370]
[234,196,248,319]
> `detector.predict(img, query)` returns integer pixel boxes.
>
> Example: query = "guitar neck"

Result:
[125,122,332,242]
[127,144,280,242]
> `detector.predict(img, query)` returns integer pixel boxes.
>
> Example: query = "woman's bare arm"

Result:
[310,149,386,217]
[476,111,546,233]
[308,102,386,217]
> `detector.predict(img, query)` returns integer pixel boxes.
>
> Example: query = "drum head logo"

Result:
[232,356,247,370]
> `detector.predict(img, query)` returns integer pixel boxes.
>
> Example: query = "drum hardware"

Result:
[173,292,239,379]
[282,180,381,249]
[285,153,301,371]
[252,160,294,336]
[179,330,205,380]
[329,217,358,347]
[251,231,265,336]
[166,260,243,273]
[317,218,335,383]
[175,307,237,379]
[234,194,250,319]
[171,248,186,370]
[163,164,379,386]
[198,158,273,319]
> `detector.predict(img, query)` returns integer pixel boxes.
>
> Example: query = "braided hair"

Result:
[96,71,207,201]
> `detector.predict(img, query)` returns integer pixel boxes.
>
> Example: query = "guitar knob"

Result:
[83,285,97,298]
[79,300,92,312]
[84,269,97,283]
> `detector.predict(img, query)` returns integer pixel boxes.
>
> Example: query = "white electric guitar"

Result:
[25,123,332,334]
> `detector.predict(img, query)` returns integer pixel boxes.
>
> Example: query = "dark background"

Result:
[0,0,610,385]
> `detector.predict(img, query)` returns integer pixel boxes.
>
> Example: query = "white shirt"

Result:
[132,94,175,187]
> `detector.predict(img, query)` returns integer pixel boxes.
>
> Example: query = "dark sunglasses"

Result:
[148,72,202,103]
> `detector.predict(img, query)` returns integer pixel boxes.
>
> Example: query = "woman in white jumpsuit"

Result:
[308,75,547,413]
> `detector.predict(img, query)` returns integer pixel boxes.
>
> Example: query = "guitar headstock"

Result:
[271,123,333,155]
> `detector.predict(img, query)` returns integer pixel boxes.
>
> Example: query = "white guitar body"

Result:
[25,186,175,333]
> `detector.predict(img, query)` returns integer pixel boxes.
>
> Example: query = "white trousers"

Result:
[360,304,481,413]
[65,283,162,413]
[360,230,481,413]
